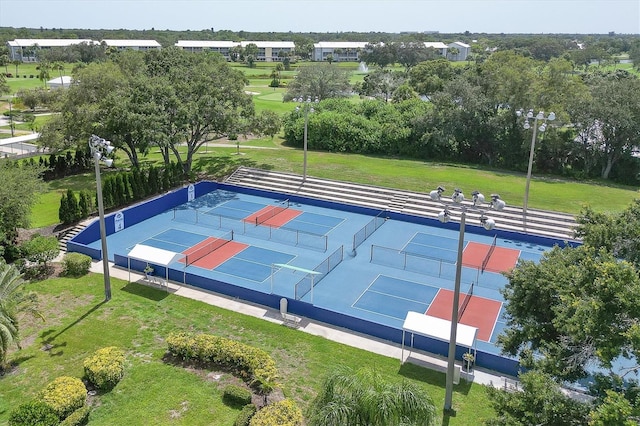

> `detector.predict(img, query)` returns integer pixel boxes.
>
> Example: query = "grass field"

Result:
[1,275,494,425]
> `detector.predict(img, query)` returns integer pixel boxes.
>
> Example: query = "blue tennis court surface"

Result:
[71,182,572,376]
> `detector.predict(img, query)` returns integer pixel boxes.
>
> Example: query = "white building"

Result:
[101,39,161,51]
[447,41,471,61]
[7,39,93,61]
[312,41,369,62]
[175,40,295,61]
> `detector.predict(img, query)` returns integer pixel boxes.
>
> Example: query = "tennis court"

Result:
[69,181,564,375]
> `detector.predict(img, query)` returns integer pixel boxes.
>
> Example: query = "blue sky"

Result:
[0,0,638,34]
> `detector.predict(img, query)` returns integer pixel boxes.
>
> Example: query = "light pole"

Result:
[429,186,505,413]
[516,109,555,225]
[293,96,318,181]
[89,135,115,301]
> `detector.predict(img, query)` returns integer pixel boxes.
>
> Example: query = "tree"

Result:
[576,200,640,270]
[0,161,45,260]
[0,261,41,371]
[360,42,397,68]
[253,110,282,139]
[359,68,405,101]
[396,42,438,70]
[293,36,314,60]
[499,245,640,382]
[447,47,460,60]
[52,61,65,87]
[568,72,640,179]
[485,371,590,425]
[284,64,351,101]
[307,366,436,426]
[243,43,258,68]
[408,58,454,96]
[37,61,51,87]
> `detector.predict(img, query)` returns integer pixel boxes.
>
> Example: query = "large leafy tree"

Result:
[576,200,640,270]
[307,366,436,426]
[0,261,41,371]
[0,161,45,260]
[284,64,351,101]
[40,49,253,175]
[499,245,640,382]
[568,72,640,179]
[485,371,589,426]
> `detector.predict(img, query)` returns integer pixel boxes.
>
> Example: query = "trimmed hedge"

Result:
[83,346,125,390]
[40,376,86,419]
[166,332,278,387]
[234,403,257,426]
[8,401,59,426]
[62,252,92,277]
[223,384,253,406]
[249,399,303,426]
[60,406,91,426]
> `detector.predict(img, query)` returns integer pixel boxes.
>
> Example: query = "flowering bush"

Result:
[83,346,125,390]
[249,399,303,426]
[40,376,86,419]
[166,332,278,388]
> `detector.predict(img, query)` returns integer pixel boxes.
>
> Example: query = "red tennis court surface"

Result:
[462,241,519,273]
[244,206,303,227]
[426,289,502,341]
[179,237,248,269]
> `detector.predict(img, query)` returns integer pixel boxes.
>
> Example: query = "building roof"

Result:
[449,41,471,48]
[424,42,449,49]
[175,40,239,48]
[314,41,370,49]
[7,38,93,47]
[240,41,295,48]
[101,39,161,47]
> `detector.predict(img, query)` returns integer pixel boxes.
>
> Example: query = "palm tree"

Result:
[0,261,41,371]
[52,62,65,87]
[38,61,51,88]
[308,366,437,426]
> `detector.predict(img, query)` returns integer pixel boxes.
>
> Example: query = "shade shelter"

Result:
[401,311,477,368]
[126,244,182,289]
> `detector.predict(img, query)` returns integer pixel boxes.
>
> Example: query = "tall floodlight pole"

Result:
[516,109,555,226]
[429,187,505,413]
[89,135,115,301]
[293,96,319,181]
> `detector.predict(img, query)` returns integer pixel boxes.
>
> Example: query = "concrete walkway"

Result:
[89,259,513,390]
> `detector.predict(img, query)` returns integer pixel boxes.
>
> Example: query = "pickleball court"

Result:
[68,180,568,375]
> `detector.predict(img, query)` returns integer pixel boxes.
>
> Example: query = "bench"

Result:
[281,312,301,327]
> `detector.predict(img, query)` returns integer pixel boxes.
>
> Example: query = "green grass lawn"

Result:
[189,140,639,215]
[2,274,494,425]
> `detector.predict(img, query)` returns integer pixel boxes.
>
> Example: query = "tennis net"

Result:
[255,200,289,225]
[458,281,474,321]
[481,235,498,272]
[184,230,234,266]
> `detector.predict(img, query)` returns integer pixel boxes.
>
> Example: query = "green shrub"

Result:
[223,384,253,406]
[249,399,303,426]
[166,332,278,387]
[8,401,59,426]
[234,403,257,426]
[62,252,92,277]
[83,346,125,390]
[40,376,86,419]
[60,406,91,426]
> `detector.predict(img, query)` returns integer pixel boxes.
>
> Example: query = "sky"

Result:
[0,0,638,35]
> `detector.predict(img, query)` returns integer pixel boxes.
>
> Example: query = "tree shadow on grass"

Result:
[398,360,473,395]
[121,281,171,302]
[192,154,273,180]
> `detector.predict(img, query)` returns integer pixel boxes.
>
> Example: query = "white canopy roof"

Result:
[127,244,182,267]
[402,311,477,349]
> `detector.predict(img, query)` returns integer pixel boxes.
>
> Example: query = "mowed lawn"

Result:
[2,275,494,425]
